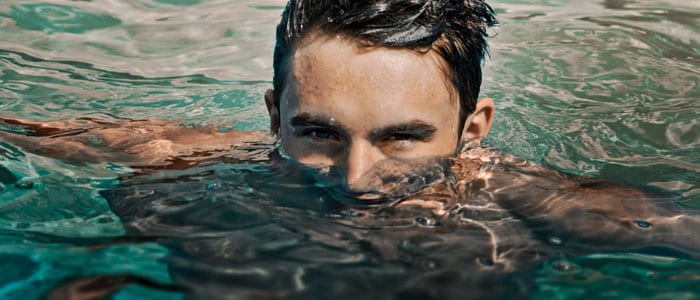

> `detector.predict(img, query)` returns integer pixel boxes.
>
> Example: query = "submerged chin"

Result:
[308,156,454,205]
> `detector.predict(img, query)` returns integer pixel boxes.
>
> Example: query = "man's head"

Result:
[265,0,497,187]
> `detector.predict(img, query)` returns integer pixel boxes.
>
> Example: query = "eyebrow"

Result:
[290,114,438,141]
[290,113,345,133]
[367,120,438,142]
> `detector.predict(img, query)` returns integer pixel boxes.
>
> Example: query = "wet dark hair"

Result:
[273,0,497,121]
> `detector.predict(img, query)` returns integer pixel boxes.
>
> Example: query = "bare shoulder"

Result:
[451,146,700,254]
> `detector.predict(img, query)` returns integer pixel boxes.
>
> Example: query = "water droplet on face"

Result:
[205,183,220,190]
[242,187,255,194]
[548,236,564,246]
[15,181,33,189]
[415,216,440,227]
[635,220,652,229]
[551,260,579,273]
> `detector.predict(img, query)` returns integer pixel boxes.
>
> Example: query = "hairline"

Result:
[275,30,464,120]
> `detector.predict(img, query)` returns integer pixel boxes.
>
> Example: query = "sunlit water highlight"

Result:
[0,0,698,299]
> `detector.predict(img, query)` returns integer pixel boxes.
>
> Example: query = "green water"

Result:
[0,0,698,299]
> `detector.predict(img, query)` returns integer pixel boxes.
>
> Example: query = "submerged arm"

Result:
[0,116,272,169]
[459,148,700,256]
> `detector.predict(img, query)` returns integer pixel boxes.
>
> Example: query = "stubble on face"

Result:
[276,32,462,186]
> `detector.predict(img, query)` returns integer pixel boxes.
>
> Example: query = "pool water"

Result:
[0,0,699,299]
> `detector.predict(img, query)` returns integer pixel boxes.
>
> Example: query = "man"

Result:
[1,0,698,243]
[2,0,700,297]
[1,0,497,190]
[265,0,496,189]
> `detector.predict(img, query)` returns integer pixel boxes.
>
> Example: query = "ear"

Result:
[461,97,495,144]
[264,89,280,135]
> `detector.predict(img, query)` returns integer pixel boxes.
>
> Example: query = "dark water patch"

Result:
[0,253,37,287]
[0,165,17,186]
[0,0,697,298]
[534,253,700,298]
[94,149,700,298]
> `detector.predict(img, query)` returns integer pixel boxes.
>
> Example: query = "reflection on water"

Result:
[0,0,699,299]
[483,0,699,203]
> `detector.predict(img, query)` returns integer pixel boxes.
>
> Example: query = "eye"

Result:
[303,128,337,140]
[387,133,418,141]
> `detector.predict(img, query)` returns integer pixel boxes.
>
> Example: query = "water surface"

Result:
[0,0,699,299]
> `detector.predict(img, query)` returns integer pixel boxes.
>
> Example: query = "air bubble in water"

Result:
[415,216,439,227]
[341,209,364,218]
[635,220,652,229]
[16,181,33,189]
[551,260,579,273]
[88,136,103,145]
[548,236,564,246]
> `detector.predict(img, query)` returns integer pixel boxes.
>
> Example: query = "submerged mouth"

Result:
[303,156,454,206]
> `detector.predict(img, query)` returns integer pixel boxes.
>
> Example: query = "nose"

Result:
[343,139,385,187]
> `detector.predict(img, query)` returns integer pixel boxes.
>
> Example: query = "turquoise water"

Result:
[0,0,699,299]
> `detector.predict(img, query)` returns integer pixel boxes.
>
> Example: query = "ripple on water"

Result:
[0,0,698,298]
[5,4,121,34]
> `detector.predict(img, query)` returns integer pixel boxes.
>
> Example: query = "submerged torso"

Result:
[97,141,693,298]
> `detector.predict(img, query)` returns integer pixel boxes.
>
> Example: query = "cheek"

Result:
[279,125,302,157]
[279,126,337,166]
[421,125,461,156]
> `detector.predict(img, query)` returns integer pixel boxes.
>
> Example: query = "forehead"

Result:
[281,34,456,118]
[291,35,451,93]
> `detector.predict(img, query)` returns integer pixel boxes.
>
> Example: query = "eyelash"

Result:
[387,133,421,141]
[300,128,339,141]
[296,129,428,146]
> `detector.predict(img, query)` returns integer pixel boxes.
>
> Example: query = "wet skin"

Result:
[265,33,494,188]
[1,29,699,275]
